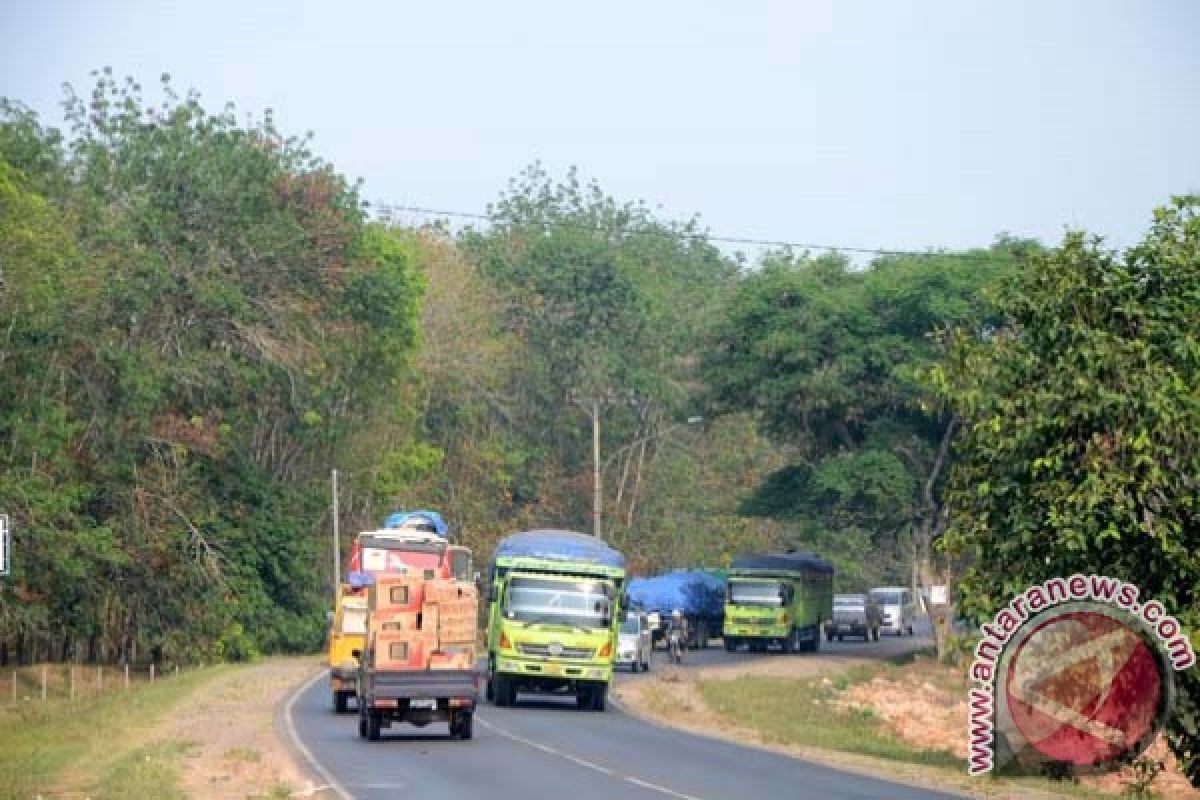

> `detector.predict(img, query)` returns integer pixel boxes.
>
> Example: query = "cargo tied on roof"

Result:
[493,529,625,569]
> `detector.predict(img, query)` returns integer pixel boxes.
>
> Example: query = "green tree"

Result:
[934,196,1200,784]
[0,72,427,664]
[704,244,1019,588]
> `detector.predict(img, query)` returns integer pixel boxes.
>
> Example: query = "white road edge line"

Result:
[284,670,355,800]
[477,716,705,800]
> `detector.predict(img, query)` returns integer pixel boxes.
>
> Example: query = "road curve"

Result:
[287,646,964,800]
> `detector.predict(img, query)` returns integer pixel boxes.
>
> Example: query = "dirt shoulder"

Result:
[165,656,324,799]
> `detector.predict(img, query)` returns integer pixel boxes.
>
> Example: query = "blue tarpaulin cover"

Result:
[382,510,448,537]
[494,529,625,569]
[627,570,725,615]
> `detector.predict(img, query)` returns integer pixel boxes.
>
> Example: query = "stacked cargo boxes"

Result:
[365,572,478,671]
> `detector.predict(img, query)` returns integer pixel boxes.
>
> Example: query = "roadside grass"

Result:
[91,740,195,800]
[0,664,232,800]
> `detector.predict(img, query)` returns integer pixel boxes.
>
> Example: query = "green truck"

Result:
[722,552,833,653]
[485,529,626,711]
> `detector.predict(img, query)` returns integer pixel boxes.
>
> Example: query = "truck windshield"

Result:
[620,616,640,634]
[870,590,906,605]
[729,580,783,607]
[505,576,612,629]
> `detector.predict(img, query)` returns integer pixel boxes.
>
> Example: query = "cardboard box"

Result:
[369,629,436,670]
[431,598,477,620]
[426,580,479,605]
[369,609,422,632]
[429,648,475,670]
[369,574,425,612]
[437,621,478,645]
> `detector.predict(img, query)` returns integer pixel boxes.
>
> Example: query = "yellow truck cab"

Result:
[485,530,626,711]
[328,586,369,712]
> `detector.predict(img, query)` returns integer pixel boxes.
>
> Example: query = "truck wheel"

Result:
[366,712,382,741]
[695,621,708,650]
[872,627,880,642]
[334,691,349,714]
[809,629,821,653]
[358,713,367,739]
[837,634,844,642]
[641,656,650,672]
[724,637,736,653]
[451,711,474,740]
[492,675,508,707]
[591,685,608,712]
[485,674,495,703]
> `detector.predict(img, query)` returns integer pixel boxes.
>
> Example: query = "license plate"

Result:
[409,697,436,709]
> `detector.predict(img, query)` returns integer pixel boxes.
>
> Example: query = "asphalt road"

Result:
[287,621,964,800]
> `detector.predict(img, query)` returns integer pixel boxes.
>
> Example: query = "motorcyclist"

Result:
[665,609,689,661]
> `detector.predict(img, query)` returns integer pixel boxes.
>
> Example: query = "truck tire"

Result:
[809,628,821,653]
[334,690,349,714]
[491,674,509,707]
[366,711,382,741]
[696,620,708,650]
[451,710,474,740]
[358,712,368,739]
[724,637,736,653]
[591,685,608,712]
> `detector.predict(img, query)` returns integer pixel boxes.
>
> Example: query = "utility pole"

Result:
[331,469,341,597]
[591,399,601,540]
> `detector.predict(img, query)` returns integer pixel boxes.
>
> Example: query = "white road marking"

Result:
[284,670,356,800]
[477,716,705,800]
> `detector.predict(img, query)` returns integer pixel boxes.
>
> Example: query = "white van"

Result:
[869,587,917,635]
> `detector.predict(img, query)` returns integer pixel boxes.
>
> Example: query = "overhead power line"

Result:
[374,203,1008,260]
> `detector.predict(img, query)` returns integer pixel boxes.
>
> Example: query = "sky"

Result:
[2,1,1198,259]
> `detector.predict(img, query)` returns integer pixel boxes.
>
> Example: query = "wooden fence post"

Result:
[150,663,155,684]
[69,666,74,701]
[10,670,15,703]
[124,664,130,690]
[41,666,47,701]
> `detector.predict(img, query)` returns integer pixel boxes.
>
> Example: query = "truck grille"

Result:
[732,616,776,626]
[516,643,594,659]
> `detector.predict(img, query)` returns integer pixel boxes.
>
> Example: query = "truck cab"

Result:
[486,530,626,712]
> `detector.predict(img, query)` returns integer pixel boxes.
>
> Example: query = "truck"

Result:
[326,512,470,714]
[354,563,480,741]
[485,529,626,711]
[826,593,882,642]
[722,551,833,654]
[627,570,725,650]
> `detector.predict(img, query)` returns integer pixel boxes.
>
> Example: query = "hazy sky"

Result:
[2,1,1198,258]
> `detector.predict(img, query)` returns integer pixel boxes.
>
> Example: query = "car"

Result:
[825,593,882,642]
[870,586,919,635]
[618,612,653,672]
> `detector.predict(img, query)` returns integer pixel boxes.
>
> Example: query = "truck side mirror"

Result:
[351,649,362,661]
